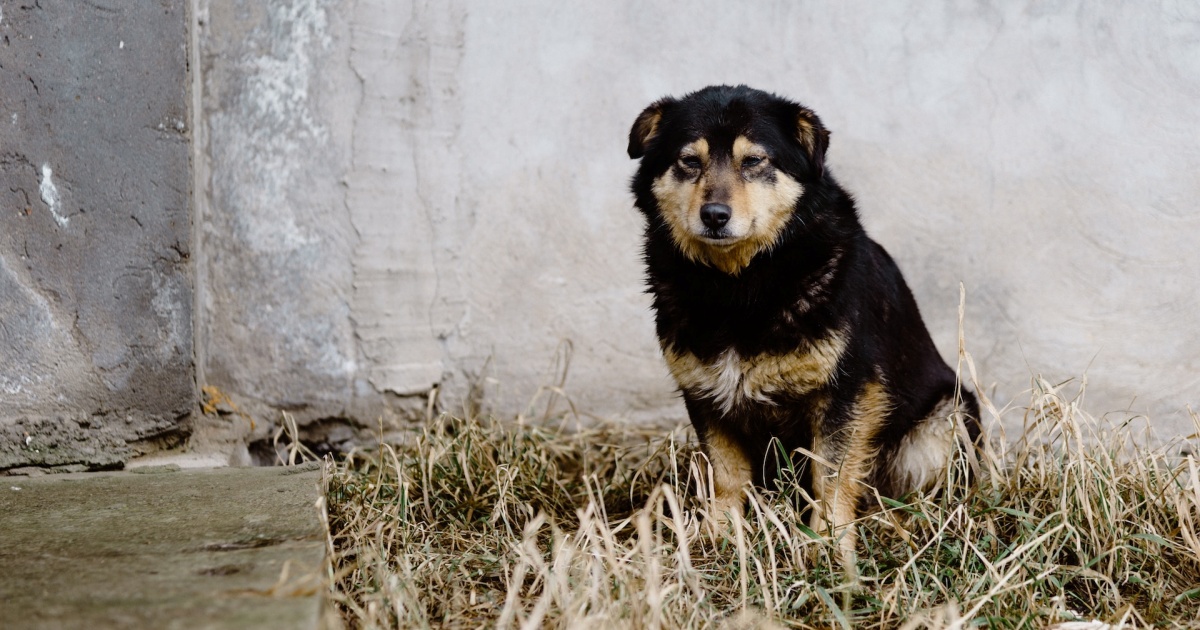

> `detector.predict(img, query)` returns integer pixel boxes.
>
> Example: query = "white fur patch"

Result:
[890,397,959,493]
[663,333,846,415]
[704,349,775,413]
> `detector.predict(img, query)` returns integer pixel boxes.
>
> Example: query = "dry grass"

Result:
[319,374,1200,629]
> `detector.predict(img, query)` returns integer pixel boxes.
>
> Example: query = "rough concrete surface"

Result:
[0,1,195,469]
[196,1,1200,438]
[193,0,362,426]
[0,465,330,630]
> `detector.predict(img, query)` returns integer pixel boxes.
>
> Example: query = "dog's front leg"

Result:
[809,382,889,583]
[809,429,865,583]
[685,396,753,524]
[701,426,753,523]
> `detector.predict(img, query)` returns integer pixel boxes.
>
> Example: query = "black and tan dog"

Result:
[627,85,980,574]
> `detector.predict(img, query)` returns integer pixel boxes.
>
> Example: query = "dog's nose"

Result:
[700,203,731,230]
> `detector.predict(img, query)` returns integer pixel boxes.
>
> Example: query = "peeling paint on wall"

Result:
[38,165,66,227]
[218,1,329,254]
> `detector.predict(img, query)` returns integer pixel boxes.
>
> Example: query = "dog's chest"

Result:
[662,332,846,414]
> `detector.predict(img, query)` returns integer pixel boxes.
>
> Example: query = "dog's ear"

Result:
[794,106,831,178]
[628,98,673,159]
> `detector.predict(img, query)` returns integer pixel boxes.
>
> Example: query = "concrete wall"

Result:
[196,0,1200,440]
[0,1,194,471]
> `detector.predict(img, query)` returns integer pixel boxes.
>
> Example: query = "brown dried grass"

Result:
[320,378,1200,629]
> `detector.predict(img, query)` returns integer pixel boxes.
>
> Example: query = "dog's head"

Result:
[628,85,830,275]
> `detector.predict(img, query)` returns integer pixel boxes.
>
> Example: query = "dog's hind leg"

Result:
[886,391,980,497]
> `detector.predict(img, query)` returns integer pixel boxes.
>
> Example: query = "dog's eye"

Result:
[678,156,702,170]
[741,156,767,168]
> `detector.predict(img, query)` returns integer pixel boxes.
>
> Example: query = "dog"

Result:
[627,85,981,575]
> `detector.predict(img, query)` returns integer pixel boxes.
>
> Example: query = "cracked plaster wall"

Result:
[0,0,194,470]
[199,1,1200,438]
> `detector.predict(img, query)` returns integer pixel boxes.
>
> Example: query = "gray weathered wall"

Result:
[0,1,194,470]
[3,2,1198,471]
[207,1,1200,445]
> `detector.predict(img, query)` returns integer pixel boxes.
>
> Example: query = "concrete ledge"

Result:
[0,464,331,630]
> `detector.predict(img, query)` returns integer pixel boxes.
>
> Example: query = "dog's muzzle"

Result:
[700,203,731,230]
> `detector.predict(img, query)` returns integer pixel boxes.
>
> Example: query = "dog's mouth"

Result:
[699,228,733,242]
[696,232,745,249]
[695,218,754,246]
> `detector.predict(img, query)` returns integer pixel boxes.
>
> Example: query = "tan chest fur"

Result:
[662,332,847,414]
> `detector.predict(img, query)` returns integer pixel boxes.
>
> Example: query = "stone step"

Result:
[0,463,334,630]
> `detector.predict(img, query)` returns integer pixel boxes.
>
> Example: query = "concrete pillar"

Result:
[0,1,194,471]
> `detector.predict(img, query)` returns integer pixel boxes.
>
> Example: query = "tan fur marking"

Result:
[731,136,767,165]
[650,135,803,276]
[795,109,825,159]
[662,331,847,414]
[682,137,709,163]
[632,108,663,152]
[704,428,753,522]
[810,381,891,581]
[795,114,816,156]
